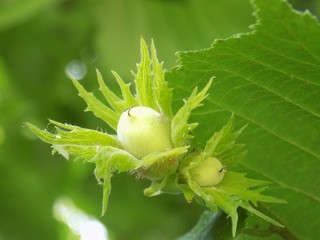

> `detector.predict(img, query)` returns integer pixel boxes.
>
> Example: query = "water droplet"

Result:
[65,60,87,80]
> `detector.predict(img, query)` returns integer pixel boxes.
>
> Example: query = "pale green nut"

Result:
[117,106,173,158]
[190,157,225,187]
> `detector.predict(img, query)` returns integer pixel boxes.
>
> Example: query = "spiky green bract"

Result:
[150,40,173,118]
[26,121,142,214]
[201,114,247,168]
[199,172,285,237]
[97,69,137,113]
[91,147,141,215]
[141,80,214,195]
[26,121,119,161]
[171,79,212,148]
[26,38,196,215]
[178,117,285,237]
[132,38,173,116]
[26,38,284,237]
[70,76,119,131]
[138,146,189,180]
[69,38,172,130]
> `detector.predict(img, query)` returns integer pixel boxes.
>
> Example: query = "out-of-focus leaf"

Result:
[95,0,255,78]
[0,0,57,31]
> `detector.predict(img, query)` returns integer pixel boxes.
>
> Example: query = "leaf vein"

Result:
[240,163,320,203]
[174,83,320,159]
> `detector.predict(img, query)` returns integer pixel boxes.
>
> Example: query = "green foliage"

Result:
[97,69,138,113]
[26,39,193,217]
[1,0,319,239]
[95,0,255,76]
[168,0,320,239]
[0,0,57,30]
[171,79,212,148]
[27,36,285,237]
[26,120,119,160]
[201,115,247,168]
[178,116,284,237]
[0,1,255,240]
[71,76,119,130]
[150,40,173,118]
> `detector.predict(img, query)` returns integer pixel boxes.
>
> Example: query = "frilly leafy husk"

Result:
[26,38,285,237]
[177,116,285,237]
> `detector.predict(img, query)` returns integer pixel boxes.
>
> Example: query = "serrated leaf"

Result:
[168,0,320,239]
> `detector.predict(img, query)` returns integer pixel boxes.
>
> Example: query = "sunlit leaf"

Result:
[170,0,320,239]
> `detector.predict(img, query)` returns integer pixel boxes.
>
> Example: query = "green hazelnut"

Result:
[117,106,173,158]
[190,157,225,187]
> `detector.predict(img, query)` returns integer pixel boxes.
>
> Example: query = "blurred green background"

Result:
[0,0,319,239]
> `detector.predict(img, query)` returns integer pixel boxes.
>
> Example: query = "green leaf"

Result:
[0,0,57,30]
[168,0,320,239]
[96,0,254,74]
